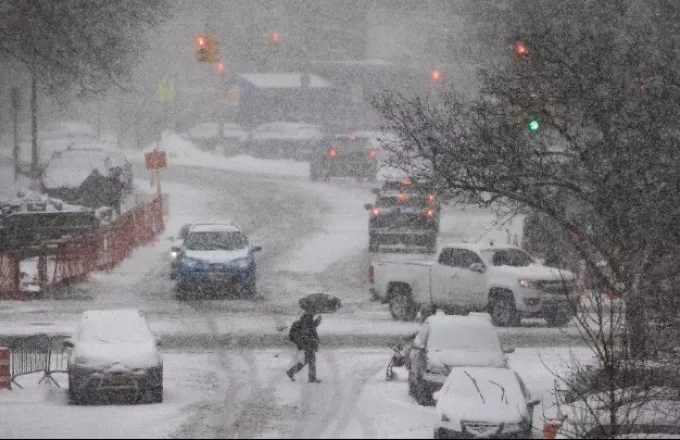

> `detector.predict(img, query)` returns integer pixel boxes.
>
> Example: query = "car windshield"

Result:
[328,138,372,152]
[376,195,429,209]
[184,231,247,251]
[481,249,535,267]
[428,324,502,352]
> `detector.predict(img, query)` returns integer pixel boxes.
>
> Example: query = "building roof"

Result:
[236,73,332,89]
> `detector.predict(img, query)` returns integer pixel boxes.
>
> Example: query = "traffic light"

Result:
[528,116,541,133]
[196,34,219,63]
[515,41,529,57]
[263,32,283,51]
[431,69,442,82]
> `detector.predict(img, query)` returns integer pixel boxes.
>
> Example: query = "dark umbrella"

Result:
[299,292,342,314]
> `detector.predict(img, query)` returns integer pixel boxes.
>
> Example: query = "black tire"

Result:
[408,371,416,396]
[489,292,520,327]
[544,308,572,327]
[389,287,417,321]
[434,428,451,439]
[149,385,163,403]
[414,377,432,406]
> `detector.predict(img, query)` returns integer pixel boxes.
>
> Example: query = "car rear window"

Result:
[80,315,152,343]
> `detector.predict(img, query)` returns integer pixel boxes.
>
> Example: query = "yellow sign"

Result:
[158,77,175,102]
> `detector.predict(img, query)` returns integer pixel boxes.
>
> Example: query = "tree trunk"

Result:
[30,68,39,177]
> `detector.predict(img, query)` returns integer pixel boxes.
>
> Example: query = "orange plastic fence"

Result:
[0,195,164,298]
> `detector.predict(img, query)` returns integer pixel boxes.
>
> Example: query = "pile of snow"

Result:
[133,131,309,178]
[41,144,129,190]
[1,189,88,215]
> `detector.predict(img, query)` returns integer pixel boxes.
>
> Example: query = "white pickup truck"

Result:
[369,243,579,327]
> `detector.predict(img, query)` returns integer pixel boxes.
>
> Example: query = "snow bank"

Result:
[131,131,309,178]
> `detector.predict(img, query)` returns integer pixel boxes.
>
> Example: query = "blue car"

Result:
[175,223,262,299]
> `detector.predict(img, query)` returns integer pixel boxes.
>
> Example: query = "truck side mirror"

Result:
[364,203,374,211]
[469,263,486,273]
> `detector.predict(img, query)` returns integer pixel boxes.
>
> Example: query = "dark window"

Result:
[439,248,484,268]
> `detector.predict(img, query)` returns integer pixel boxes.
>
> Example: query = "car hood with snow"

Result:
[183,248,251,264]
[74,340,161,370]
[428,349,508,370]
[436,367,530,429]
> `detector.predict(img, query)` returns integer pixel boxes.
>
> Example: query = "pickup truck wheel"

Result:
[389,291,417,321]
[490,294,519,327]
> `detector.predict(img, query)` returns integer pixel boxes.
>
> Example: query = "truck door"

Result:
[430,248,486,310]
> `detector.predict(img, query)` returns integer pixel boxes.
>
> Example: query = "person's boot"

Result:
[287,370,295,382]
[309,378,322,384]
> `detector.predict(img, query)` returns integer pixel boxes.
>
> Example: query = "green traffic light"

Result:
[528,118,540,133]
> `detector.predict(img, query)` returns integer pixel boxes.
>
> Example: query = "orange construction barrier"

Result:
[0,347,11,390]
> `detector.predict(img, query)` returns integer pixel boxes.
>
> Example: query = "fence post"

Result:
[0,347,11,390]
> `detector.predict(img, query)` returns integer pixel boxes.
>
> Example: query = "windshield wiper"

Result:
[489,380,508,404]
[464,370,486,404]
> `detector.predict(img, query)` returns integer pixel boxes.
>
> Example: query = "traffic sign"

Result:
[145,151,167,171]
[157,77,175,102]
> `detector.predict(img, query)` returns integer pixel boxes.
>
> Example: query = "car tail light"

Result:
[369,265,374,283]
[426,209,435,217]
[349,135,356,140]
[398,193,411,201]
[402,178,412,186]
[369,150,377,158]
[328,148,338,157]
[428,193,436,203]
[371,208,380,217]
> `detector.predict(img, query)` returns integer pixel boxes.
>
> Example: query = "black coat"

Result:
[297,313,321,352]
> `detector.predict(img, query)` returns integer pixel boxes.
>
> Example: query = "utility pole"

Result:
[11,88,20,181]
[30,4,39,178]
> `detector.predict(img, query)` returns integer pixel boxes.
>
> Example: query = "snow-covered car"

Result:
[370,243,579,327]
[169,223,192,279]
[309,134,380,182]
[41,145,133,212]
[433,366,540,439]
[408,314,515,406]
[175,223,262,299]
[185,122,248,154]
[242,121,324,160]
[63,309,163,405]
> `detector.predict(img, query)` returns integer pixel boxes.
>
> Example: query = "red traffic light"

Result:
[272,33,281,44]
[515,41,529,57]
[431,70,442,82]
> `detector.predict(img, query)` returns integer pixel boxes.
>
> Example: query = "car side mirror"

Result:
[469,263,486,273]
[252,245,262,252]
[364,203,374,211]
[62,338,74,349]
[503,346,516,354]
[529,398,541,407]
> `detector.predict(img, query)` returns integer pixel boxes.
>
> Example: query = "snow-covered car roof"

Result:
[438,242,522,253]
[249,122,324,140]
[238,73,331,89]
[188,223,241,233]
[437,366,529,426]
[79,308,153,342]
[42,147,128,190]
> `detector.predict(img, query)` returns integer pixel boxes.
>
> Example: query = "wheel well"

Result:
[488,288,514,306]
[387,282,412,300]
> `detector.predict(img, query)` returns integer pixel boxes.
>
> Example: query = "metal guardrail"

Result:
[9,334,69,388]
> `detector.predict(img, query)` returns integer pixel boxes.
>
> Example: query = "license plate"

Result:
[209,273,226,281]
[108,375,129,386]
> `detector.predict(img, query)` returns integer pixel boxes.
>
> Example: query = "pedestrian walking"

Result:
[287,312,322,383]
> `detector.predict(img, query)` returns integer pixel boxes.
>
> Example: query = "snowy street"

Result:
[1,347,591,439]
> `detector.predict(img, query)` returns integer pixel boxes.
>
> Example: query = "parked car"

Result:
[169,223,192,279]
[185,122,248,155]
[309,134,379,181]
[433,366,540,439]
[63,309,163,405]
[408,314,515,406]
[369,243,579,326]
[175,223,262,299]
[243,122,324,160]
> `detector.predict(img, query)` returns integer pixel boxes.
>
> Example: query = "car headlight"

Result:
[170,250,179,259]
[519,279,539,289]
[230,257,251,269]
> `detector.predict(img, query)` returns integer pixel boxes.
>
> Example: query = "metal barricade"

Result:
[10,334,51,388]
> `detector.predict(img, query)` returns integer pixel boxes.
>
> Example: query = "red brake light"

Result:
[369,150,377,158]
[426,209,435,217]
[398,193,411,201]
[328,148,338,157]
[369,265,375,284]
[371,208,380,216]
[428,193,436,203]
[349,135,356,141]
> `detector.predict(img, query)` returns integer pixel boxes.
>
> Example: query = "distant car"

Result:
[243,122,324,160]
[185,122,248,154]
[175,223,262,299]
[63,309,163,405]
[169,223,192,279]
[408,314,514,406]
[433,366,539,439]
[309,134,379,182]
